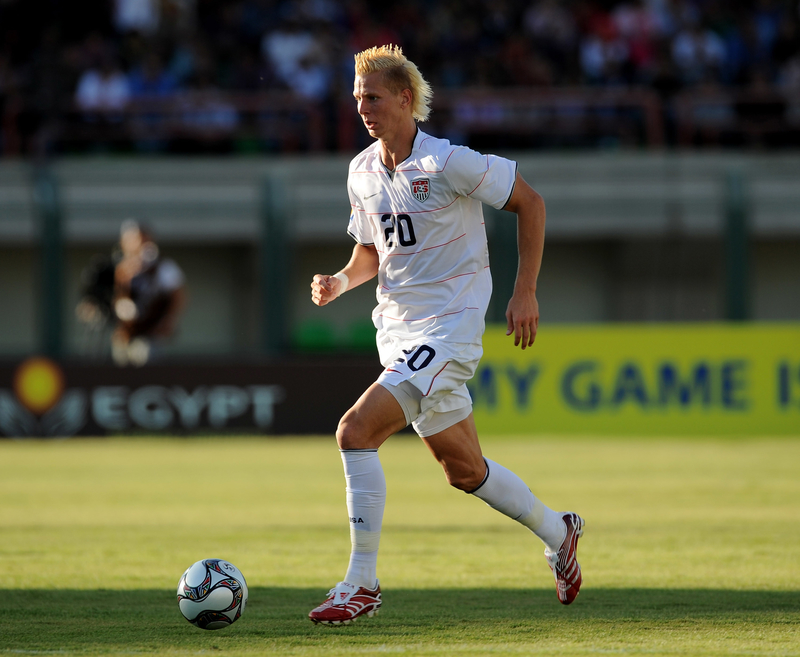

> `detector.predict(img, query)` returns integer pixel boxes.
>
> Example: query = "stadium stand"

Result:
[1,0,800,155]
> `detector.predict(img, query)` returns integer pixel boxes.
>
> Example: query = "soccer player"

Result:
[308,45,584,625]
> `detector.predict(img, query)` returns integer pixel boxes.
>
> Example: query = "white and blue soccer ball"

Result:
[177,559,248,630]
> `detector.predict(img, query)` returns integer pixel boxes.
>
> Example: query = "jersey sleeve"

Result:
[346,174,374,245]
[443,147,517,210]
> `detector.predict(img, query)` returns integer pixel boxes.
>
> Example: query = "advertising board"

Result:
[0,359,380,438]
[471,324,800,435]
[2,324,797,437]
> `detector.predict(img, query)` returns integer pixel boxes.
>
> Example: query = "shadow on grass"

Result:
[1,588,798,652]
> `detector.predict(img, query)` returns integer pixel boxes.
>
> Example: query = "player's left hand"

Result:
[505,291,539,349]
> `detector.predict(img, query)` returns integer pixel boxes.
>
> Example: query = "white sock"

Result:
[470,458,565,552]
[341,449,385,589]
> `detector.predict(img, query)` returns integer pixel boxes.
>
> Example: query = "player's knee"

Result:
[335,418,354,449]
[336,414,368,450]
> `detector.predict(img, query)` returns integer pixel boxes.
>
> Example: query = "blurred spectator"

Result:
[128,51,180,97]
[724,17,763,85]
[168,34,216,87]
[671,19,727,84]
[112,220,186,367]
[74,54,131,115]
[287,47,333,100]
[261,15,319,88]
[753,0,785,60]
[524,0,578,80]
[113,0,160,36]
[580,11,629,84]
[179,77,238,131]
[1,0,799,155]
[127,51,180,151]
[643,0,681,39]
[612,1,658,80]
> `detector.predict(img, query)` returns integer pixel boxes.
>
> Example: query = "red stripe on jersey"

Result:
[377,306,480,322]
[374,233,466,256]
[397,148,456,173]
[431,271,477,284]
[352,141,459,175]
[424,362,450,397]
[380,271,477,293]
[364,197,459,216]
[467,155,490,196]
[395,149,457,174]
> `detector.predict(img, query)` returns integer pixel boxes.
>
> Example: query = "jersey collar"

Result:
[378,126,424,179]
[410,126,426,158]
[385,127,427,173]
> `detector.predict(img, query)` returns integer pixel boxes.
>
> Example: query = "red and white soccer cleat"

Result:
[544,512,585,605]
[308,581,382,625]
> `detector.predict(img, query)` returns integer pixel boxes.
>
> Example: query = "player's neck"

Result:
[379,122,417,171]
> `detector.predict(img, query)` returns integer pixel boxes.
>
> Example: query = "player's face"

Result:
[353,72,408,140]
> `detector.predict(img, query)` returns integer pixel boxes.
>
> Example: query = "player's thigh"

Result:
[419,413,486,491]
[337,381,408,450]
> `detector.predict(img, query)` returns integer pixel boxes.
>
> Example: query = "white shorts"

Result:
[375,332,482,437]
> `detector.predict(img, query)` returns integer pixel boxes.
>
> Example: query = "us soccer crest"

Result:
[411,178,430,202]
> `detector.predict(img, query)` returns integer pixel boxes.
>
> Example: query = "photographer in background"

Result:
[111,220,186,366]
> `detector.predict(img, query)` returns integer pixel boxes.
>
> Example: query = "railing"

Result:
[2,88,800,156]
[67,91,329,153]
[429,87,665,148]
[673,88,800,148]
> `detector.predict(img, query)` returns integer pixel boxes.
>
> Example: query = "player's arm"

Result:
[311,243,379,307]
[502,172,546,349]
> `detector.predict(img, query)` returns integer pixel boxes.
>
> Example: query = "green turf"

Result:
[0,436,798,656]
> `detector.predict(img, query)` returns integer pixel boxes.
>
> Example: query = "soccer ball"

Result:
[177,559,248,630]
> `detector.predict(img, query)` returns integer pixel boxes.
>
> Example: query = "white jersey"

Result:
[347,129,517,345]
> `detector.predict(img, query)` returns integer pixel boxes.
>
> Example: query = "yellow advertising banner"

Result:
[470,324,800,436]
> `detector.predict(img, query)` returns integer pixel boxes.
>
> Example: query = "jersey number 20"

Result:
[381,214,417,247]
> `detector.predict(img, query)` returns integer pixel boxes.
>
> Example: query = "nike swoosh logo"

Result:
[364,192,379,199]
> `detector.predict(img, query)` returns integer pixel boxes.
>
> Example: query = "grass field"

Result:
[0,435,798,656]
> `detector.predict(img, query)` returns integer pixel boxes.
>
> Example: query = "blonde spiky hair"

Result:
[354,45,433,122]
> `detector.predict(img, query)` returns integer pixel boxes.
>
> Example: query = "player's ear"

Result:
[400,88,412,110]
